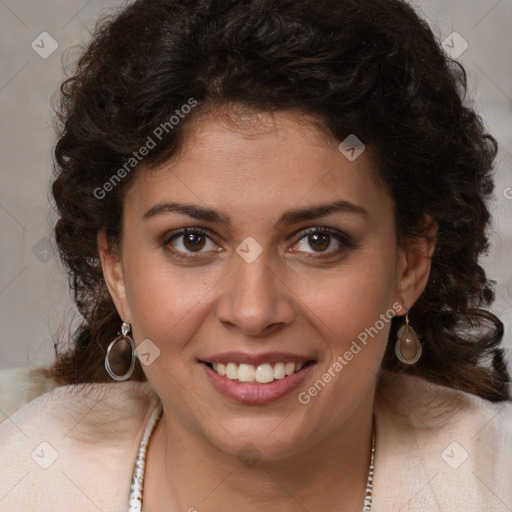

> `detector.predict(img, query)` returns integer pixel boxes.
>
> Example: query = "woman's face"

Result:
[100,108,431,459]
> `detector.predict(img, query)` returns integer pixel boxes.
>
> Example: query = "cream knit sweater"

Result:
[0,372,511,511]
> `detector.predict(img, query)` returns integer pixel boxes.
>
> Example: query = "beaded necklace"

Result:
[127,406,375,511]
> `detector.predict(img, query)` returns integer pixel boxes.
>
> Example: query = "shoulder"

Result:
[0,380,161,512]
[374,372,512,512]
[0,366,60,422]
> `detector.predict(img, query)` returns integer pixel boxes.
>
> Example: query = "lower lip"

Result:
[201,362,315,404]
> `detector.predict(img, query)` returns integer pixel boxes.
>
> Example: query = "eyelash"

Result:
[161,227,354,261]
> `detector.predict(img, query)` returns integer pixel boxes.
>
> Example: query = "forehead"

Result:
[124,108,393,228]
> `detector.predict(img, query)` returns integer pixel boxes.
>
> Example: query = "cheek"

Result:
[122,246,227,364]
[302,255,396,335]
[290,264,396,427]
[294,252,397,386]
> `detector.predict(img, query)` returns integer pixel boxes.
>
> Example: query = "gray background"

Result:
[1,0,511,371]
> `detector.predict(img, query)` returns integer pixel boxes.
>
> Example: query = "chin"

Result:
[196,413,319,464]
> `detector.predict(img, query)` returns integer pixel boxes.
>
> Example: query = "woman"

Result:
[1,0,511,510]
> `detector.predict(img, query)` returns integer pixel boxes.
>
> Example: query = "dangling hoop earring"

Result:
[105,322,136,381]
[395,305,422,365]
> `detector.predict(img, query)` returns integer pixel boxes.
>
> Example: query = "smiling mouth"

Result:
[201,360,316,384]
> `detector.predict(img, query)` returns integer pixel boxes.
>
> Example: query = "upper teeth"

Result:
[211,362,305,383]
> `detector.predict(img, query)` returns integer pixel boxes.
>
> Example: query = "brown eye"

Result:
[162,228,218,259]
[291,227,354,257]
[307,232,330,252]
[182,232,206,252]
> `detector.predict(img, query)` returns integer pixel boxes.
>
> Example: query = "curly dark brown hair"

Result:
[45,0,510,401]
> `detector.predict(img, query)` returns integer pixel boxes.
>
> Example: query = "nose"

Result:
[216,249,296,337]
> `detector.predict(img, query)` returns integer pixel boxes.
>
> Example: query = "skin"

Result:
[98,107,437,512]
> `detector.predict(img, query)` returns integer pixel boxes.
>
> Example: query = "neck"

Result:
[143,395,374,512]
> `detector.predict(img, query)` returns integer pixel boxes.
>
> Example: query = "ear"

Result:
[394,215,438,314]
[97,229,132,323]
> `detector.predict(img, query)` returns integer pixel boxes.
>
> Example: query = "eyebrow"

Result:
[142,199,369,226]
